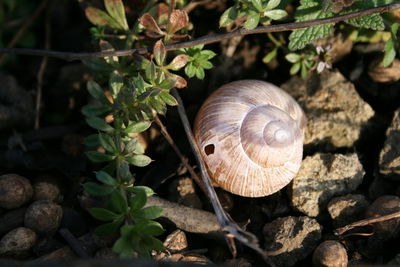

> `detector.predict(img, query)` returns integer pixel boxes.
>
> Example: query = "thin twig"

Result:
[35,4,51,129]
[334,210,400,236]
[171,89,276,267]
[0,3,399,61]
[0,0,48,65]
[154,116,207,194]
[58,228,90,258]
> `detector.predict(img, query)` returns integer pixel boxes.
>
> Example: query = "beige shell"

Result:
[193,80,306,197]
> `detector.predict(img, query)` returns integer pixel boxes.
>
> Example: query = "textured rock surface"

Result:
[365,195,400,240]
[281,70,374,148]
[0,174,33,209]
[263,216,321,267]
[327,194,370,228]
[291,153,364,217]
[24,200,63,235]
[0,227,37,259]
[379,108,400,179]
[312,240,348,267]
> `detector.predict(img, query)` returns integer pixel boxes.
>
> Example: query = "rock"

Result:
[365,195,400,240]
[163,230,188,253]
[291,153,364,217]
[389,253,400,265]
[379,108,400,180]
[368,58,400,83]
[0,73,34,130]
[263,216,322,267]
[0,227,37,259]
[168,177,202,209]
[0,207,26,235]
[281,70,374,148]
[327,194,370,228]
[24,200,63,235]
[224,258,252,267]
[33,175,62,203]
[0,174,33,209]
[312,240,348,267]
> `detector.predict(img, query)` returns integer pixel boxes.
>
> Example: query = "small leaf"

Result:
[129,188,147,211]
[86,151,116,162]
[128,186,154,197]
[109,71,124,97]
[285,53,301,63]
[139,13,164,35]
[141,221,164,236]
[124,139,145,155]
[145,236,164,251]
[244,11,260,30]
[83,182,114,196]
[266,0,281,10]
[159,92,178,106]
[195,67,205,80]
[96,171,117,186]
[170,74,187,88]
[383,39,396,67]
[290,62,301,75]
[99,133,117,153]
[168,10,189,34]
[89,207,120,221]
[81,105,111,117]
[85,7,119,28]
[135,206,163,220]
[262,48,278,64]
[264,9,287,20]
[251,0,263,12]
[126,154,152,167]
[111,190,128,214]
[219,6,238,27]
[86,117,114,132]
[153,40,166,66]
[95,217,124,235]
[85,134,100,147]
[167,54,188,70]
[124,121,151,133]
[104,0,129,30]
[87,80,110,104]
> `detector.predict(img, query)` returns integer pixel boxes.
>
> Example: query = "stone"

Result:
[0,174,33,209]
[291,153,364,217]
[24,200,63,235]
[263,216,322,267]
[0,227,37,259]
[281,70,374,148]
[327,194,369,228]
[312,240,348,267]
[379,108,400,180]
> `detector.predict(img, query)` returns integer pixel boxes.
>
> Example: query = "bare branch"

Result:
[0,3,399,61]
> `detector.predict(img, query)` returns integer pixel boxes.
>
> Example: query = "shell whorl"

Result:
[193,80,306,197]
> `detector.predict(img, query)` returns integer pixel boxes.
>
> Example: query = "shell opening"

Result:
[204,144,215,156]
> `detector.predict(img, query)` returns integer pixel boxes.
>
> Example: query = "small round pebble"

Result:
[312,240,348,267]
[0,174,33,209]
[33,176,62,203]
[24,200,63,235]
[0,227,37,259]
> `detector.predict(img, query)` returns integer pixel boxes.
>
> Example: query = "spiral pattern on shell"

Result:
[193,80,306,197]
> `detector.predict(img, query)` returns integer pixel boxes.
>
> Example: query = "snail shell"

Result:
[193,80,306,197]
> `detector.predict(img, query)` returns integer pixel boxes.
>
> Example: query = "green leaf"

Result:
[264,9,287,20]
[288,1,334,50]
[153,40,167,66]
[87,80,110,105]
[124,139,144,155]
[109,71,124,97]
[86,151,116,162]
[219,6,238,27]
[251,0,263,12]
[135,206,163,220]
[159,92,178,106]
[85,7,120,29]
[263,48,278,64]
[96,171,117,186]
[144,236,164,251]
[285,53,301,63]
[383,38,396,67]
[89,207,120,221]
[111,190,128,214]
[342,1,384,30]
[81,105,111,117]
[290,62,301,75]
[124,121,151,133]
[95,217,124,235]
[266,0,281,10]
[244,11,260,30]
[83,182,114,196]
[99,133,117,153]
[126,154,152,167]
[85,134,100,147]
[129,188,147,211]
[104,0,129,30]
[195,67,205,80]
[141,221,164,236]
[128,186,155,197]
[149,98,167,115]
[185,63,196,78]
[86,117,114,132]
